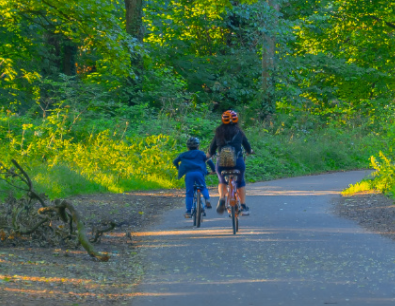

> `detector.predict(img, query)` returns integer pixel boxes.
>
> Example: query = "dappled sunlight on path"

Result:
[132,171,395,306]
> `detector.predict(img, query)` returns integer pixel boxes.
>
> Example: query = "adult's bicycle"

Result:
[221,169,241,235]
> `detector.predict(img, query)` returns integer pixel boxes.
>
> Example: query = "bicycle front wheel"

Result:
[231,205,238,235]
[196,191,202,228]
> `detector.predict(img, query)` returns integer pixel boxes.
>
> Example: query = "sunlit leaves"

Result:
[295,0,395,105]
[0,0,140,106]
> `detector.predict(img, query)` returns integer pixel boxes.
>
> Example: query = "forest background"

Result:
[1,0,394,199]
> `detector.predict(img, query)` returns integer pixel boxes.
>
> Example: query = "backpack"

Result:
[218,132,239,167]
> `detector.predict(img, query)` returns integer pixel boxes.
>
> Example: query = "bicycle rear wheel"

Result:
[236,208,239,232]
[196,191,202,228]
[193,192,197,226]
[231,205,238,235]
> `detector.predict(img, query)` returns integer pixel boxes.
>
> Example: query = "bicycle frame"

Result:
[191,184,204,227]
[226,175,239,208]
[223,171,240,234]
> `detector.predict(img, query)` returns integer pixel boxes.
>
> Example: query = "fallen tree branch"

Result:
[90,222,116,243]
[16,218,50,235]
[57,200,109,262]
[1,159,113,262]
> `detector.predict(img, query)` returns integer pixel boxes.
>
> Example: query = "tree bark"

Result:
[44,33,62,75]
[63,38,77,76]
[262,1,279,118]
[124,0,144,98]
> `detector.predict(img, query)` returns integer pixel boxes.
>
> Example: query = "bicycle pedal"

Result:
[240,211,250,216]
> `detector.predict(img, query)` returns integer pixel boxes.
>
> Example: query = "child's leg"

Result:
[184,172,196,211]
[201,187,210,201]
[195,172,210,200]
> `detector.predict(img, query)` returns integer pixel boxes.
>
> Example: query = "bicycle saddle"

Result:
[193,184,205,189]
[221,170,240,176]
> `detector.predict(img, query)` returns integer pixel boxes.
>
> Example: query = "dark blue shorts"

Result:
[216,157,246,188]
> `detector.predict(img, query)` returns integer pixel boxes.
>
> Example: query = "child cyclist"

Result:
[173,137,215,218]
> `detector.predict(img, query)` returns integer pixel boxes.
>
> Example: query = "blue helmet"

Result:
[187,137,200,149]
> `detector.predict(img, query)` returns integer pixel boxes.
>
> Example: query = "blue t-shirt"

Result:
[173,149,215,179]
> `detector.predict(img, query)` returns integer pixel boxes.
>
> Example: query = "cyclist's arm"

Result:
[242,135,253,154]
[206,158,215,173]
[208,137,217,157]
[172,155,181,170]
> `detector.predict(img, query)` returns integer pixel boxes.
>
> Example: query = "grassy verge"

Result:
[0,107,385,200]
[342,152,395,198]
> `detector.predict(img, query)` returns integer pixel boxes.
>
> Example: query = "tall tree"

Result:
[0,0,136,109]
[261,0,280,118]
[124,0,144,95]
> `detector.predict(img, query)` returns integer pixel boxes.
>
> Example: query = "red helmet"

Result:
[222,110,238,124]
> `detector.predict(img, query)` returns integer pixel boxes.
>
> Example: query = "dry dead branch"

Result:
[0,159,117,262]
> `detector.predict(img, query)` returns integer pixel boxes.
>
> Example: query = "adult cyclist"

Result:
[207,110,254,215]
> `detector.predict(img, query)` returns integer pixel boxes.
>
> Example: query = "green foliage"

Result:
[1,0,395,200]
[343,152,395,197]
[344,112,395,198]
[293,0,395,110]
[0,0,139,108]
[0,104,184,199]
[1,94,385,201]
[144,0,293,111]
[244,124,380,182]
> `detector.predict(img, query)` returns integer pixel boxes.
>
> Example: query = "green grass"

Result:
[244,127,380,182]
[0,108,387,201]
[32,164,108,198]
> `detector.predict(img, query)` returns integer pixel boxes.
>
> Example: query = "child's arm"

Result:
[173,155,181,170]
[206,157,216,173]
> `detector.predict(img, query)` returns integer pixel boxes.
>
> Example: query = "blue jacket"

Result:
[173,149,215,179]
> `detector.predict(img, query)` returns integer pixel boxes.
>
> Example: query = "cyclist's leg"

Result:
[215,162,228,214]
[218,184,227,198]
[193,172,209,211]
[235,158,249,213]
[184,172,197,216]
[235,157,246,191]
[238,187,246,203]
[215,162,227,197]
[195,172,211,208]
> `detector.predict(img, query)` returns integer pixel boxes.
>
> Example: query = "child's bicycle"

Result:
[191,183,205,228]
[221,169,242,235]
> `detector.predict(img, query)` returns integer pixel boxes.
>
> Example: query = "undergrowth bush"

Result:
[0,108,184,199]
[0,100,386,200]
[343,152,395,198]
[244,125,380,182]
[342,118,395,198]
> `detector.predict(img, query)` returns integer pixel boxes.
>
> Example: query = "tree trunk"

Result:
[63,38,77,76]
[262,1,279,119]
[124,0,144,99]
[44,33,62,76]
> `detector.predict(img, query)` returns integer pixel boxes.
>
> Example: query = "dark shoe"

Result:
[184,210,192,218]
[205,200,212,209]
[240,204,250,216]
[216,198,226,214]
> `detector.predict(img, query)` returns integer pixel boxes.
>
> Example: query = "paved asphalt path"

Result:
[132,171,395,305]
